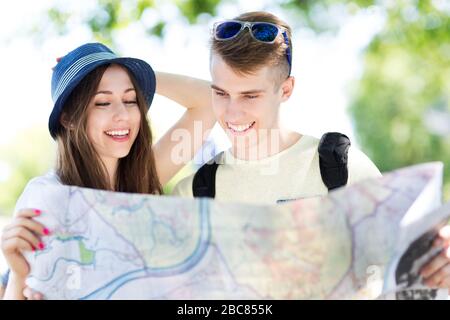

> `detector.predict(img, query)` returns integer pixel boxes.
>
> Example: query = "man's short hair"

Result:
[211,11,293,86]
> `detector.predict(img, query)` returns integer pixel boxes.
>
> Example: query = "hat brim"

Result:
[49,57,156,139]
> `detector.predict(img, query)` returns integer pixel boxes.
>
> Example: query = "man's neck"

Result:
[230,128,302,161]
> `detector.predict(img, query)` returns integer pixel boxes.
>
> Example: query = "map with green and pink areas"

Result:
[22,162,449,299]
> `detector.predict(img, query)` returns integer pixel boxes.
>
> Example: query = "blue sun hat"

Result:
[49,42,156,139]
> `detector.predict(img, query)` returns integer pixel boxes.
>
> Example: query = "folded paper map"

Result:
[21,162,450,299]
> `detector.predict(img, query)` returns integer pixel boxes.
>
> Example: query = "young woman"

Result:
[0,42,215,299]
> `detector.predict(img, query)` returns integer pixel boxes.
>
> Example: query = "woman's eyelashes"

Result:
[214,91,258,100]
[94,100,137,107]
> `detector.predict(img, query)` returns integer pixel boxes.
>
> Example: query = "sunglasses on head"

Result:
[213,20,292,76]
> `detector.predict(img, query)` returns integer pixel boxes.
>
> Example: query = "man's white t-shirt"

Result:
[172,134,382,204]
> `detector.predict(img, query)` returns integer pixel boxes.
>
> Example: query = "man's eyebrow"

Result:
[239,89,265,95]
[211,85,264,94]
[211,84,226,92]
[95,88,135,95]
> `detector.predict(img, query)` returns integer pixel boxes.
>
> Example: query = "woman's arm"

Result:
[155,72,213,111]
[3,273,26,300]
[152,72,216,186]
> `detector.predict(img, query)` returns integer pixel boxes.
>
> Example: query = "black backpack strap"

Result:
[192,134,350,197]
[318,132,351,191]
[192,153,223,198]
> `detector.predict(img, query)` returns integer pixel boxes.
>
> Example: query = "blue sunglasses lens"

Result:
[251,23,279,42]
[215,22,242,39]
[215,21,291,75]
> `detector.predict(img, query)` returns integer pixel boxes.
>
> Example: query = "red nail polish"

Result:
[43,228,50,236]
[32,246,36,252]
[38,242,45,250]
[34,209,42,215]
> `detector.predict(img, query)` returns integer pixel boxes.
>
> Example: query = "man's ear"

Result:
[280,76,295,102]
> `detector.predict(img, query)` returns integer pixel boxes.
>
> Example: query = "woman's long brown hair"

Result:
[55,63,162,194]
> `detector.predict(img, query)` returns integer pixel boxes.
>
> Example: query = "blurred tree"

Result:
[36,0,224,48]
[23,0,450,199]
[0,127,55,216]
[347,1,450,199]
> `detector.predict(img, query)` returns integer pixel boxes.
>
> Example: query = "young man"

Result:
[172,11,450,296]
[172,11,381,204]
